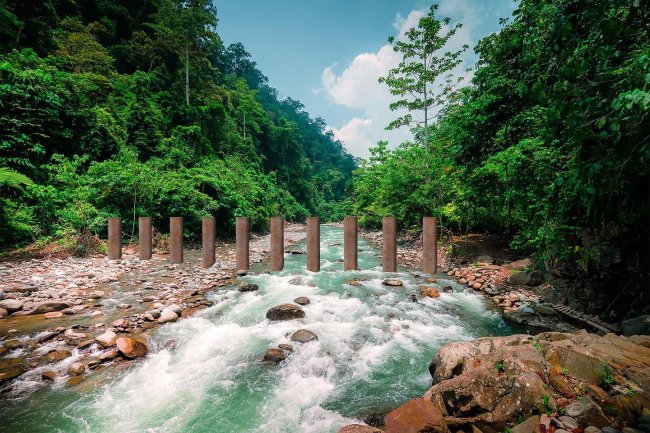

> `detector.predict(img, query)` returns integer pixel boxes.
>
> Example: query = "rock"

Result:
[145,309,161,319]
[512,416,540,433]
[67,376,85,386]
[278,344,293,352]
[458,278,467,284]
[420,286,441,298]
[266,304,305,321]
[238,282,259,292]
[77,339,94,349]
[472,282,482,290]
[29,301,71,314]
[168,304,183,315]
[385,398,448,433]
[99,348,119,362]
[288,250,306,255]
[158,308,179,323]
[504,258,532,271]
[41,370,58,381]
[67,362,85,376]
[236,269,248,276]
[0,308,7,319]
[536,304,556,315]
[477,255,493,264]
[47,349,72,363]
[44,311,63,319]
[294,297,310,305]
[116,337,148,359]
[0,299,23,312]
[585,427,602,433]
[338,425,384,433]
[602,429,622,433]
[291,329,318,343]
[564,396,610,428]
[559,416,579,431]
[95,331,117,348]
[528,270,544,286]
[112,319,126,328]
[509,271,532,286]
[263,348,286,363]
[383,279,403,287]
[0,362,26,382]
[622,315,650,337]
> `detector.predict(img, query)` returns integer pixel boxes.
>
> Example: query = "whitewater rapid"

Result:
[0,226,517,433]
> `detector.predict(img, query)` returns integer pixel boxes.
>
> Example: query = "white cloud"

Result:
[321,5,478,158]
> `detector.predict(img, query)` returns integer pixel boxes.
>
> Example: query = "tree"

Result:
[379,4,467,176]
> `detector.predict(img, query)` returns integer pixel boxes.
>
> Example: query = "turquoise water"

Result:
[0,226,519,432]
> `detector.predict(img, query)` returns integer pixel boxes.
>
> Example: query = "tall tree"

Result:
[379,4,467,176]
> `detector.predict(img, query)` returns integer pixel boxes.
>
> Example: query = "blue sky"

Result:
[213,0,517,157]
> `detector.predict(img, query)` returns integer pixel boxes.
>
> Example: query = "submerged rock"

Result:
[47,349,72,363]
[266,304,305,321]
[263,348,286,363]
[291,329,318,343]
[420,286,441,298]
[383,279,403,287]
[238,282,259,292]
[116,337,148,359]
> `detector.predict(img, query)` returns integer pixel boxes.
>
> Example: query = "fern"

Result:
[0,168,34,189]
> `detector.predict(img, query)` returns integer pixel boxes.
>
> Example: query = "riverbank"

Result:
[0,223,306,393]
[340,330,650,433]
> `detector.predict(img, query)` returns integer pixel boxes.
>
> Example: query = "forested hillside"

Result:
[0,0,356,249]
[355,0,649,272]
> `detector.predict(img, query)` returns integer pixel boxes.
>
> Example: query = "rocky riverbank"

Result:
[339,330,650,433]
[0,224,306,394]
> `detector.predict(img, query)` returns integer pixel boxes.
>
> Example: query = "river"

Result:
[0,225,520,432]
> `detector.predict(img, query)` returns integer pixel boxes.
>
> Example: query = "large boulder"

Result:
[29,301,71,314]
[116,337,148,359]
[266,304,305,321]
[238,282,259,292]
[0,299,23,312]
[158,308,179,323]
[385,398,448,433]
[291,329,318,343]
[263,348,286,363]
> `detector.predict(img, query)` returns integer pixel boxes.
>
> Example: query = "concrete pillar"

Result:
[382,216,397,272]
[307,217,320,272]
[271,216,284,271]
[423,216,438,274]
[108,217,122,260]
[344,216,358,271]
[138,217,152,260]
[236,217,249,271]
[169,217,183,264]
[202,216,216,268]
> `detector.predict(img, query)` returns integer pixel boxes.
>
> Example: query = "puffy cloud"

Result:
[321,6,478,158]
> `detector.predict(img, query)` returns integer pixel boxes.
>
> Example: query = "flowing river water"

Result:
[0,226,521,433]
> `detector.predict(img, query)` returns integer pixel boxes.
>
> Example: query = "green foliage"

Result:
[599,364,616,390]
[0,0,355,248]
[495,359,505,374]
[355,0,649,270]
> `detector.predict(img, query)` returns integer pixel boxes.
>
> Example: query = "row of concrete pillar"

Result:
[107,216,438,274]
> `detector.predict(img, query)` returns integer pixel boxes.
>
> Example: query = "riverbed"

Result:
[0,225,521,433]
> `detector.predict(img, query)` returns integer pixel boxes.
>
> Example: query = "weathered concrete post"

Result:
[108,217,122,260]
[382,216,397,272]
[423,216,438,274]
[138,217,152,260]
[236,217,250,271]
[271,216,284,271]
[307,217,320,272]
[344,216,358,271]
[169,217,183,264]
[202,216,216,268]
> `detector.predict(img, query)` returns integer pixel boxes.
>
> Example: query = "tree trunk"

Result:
[185,44,190,106]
